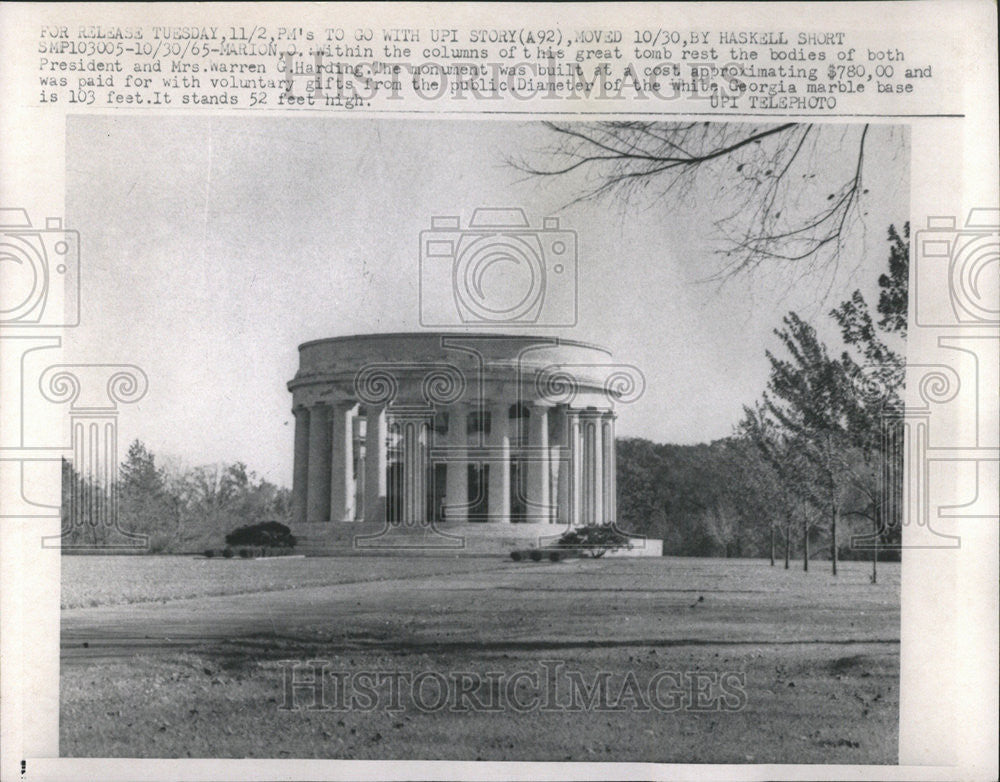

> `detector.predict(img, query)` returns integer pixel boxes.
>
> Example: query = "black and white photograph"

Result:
[52,115,911,762]
[0,3,996,781]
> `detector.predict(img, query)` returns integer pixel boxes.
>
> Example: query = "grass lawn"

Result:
[61,555,899,763]
[60,554,495,608]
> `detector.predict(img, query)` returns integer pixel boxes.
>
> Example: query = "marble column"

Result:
[445,404,469,523]
[581,412,603,525]
[603,412,616,523]
[553,406,569,525]
[526,403,550,523]
[581,413,592,524]
[591,414,604,525]
[568,409,582,527]
[291,406,310,525]
[330,401,357,522]
[488,402,511,523]
[363,405,387,524]
[306,403,331,522]
[353,415,365,520]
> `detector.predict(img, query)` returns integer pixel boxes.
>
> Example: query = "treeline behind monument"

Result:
[618,224,908,567]
[61,444,292,552]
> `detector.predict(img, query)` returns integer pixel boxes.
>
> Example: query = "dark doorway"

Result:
[468,463,488,521]
[510,460,527,522]
[429,463,446,522]
[387,462,402,522]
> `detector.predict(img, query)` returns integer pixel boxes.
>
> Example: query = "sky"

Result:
[65,117,908,485]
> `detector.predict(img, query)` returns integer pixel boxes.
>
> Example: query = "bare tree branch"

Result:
[514,121,877,290]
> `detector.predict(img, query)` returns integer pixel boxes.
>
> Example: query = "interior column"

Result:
[445,403,469,523]
[526,403,550,523]
[363,405,387,524]
[330,401,357,522]
[353,414,364,521]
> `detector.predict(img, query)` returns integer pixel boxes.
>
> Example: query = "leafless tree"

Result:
[516,121,886,292]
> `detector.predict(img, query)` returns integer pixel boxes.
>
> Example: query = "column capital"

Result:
[40,363,148,413]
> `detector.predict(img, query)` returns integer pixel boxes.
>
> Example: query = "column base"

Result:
[363,497,387,525]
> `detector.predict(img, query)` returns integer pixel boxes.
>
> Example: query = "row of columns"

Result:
[293,402,388,525]
[291,401,616,526]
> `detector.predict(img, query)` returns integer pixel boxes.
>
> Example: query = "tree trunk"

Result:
[770,526,775,566]
[831,505,838,576]
[784,523,790,569]
[803,517,809,572]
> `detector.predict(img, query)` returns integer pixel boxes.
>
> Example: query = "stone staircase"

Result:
[289,521,661,557]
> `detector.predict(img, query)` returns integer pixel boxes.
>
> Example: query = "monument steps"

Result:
[289,521,661,557]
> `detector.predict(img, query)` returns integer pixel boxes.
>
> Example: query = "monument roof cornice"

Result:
[297,331,611,356]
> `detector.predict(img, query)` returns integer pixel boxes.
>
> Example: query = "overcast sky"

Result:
[65,117,908,485]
